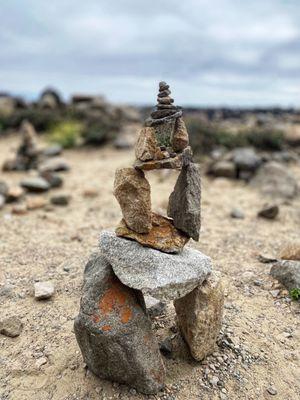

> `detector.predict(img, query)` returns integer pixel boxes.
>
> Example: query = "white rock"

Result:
[34,281,55,300]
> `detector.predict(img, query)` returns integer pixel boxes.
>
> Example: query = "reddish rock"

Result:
[172,117,189,152]
[116,213,189,253]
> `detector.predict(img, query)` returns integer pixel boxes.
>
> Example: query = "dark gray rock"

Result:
[39,157,70,173]
[250,161,298,199]
[40,172,63,188]
[159,82,169,91]
[20,177,50,193]
[157,89,171,98]
[0,316,23,337]
[74,253,165,394]
[270,260,300,291]
[99,231,211,301]
[257,205,279,219]
[151,109,178,119]
[159,337,173,358]
[50,194,71,206]
[168,161,201,241]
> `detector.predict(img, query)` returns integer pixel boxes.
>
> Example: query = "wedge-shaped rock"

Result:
[174,271,224,361]
[114,167,152,233]
[74,253,165,394]
[99,231,211,301]
[172,117,189,152]
[135,147,192,171]
[116,212,189,253]
[135,127,162,161]
[168,160,201,241]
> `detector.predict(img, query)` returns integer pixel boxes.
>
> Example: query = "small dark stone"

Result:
[267,386,277,396]
[50,194,71,206]
[157,97,174,105]
[160,146,167,151]
[157,90,171,98]
[151,109,178,119]
[157,104,178,110]
[159,337,173,358]
[159,82,169,91]
[40,172,63,188]
[43,144,63,157]
[270,260,300,291]
[257,205,279,219]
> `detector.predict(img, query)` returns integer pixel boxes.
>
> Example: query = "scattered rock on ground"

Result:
[0,181,8,197]
[34,281,55,299]
[82,188,99,198]
[267,385,278,396]
[116,212,189,253]
[232,147,262,176]
[0,194,5,209]
[168,160,201,241]
[250,161,298,199]
[0,316,23,337]
[39,157,70,173]
[279,242,300,261]
[50,194,71,206]
[6,186,24,203]
[100,230,211,301]
[20,177,50,193]
[12,203,27,215]
[208,161,236,179]
[230,208,245,219]
[40,171,63,188]
[270,260,300,291]
[174,271,224,361]
[114,167,152,233]
[43,144,63,157]
[26,196,47,210]
[74,253,165,394]
[257,204,279,219]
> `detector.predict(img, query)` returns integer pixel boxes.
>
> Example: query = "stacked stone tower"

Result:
[74,82,224,395]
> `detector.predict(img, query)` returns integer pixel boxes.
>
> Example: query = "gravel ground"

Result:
[0,135,299,400]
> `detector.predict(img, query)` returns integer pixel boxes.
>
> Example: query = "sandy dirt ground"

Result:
[0,135,299,400]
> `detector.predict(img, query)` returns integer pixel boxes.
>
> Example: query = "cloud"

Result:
[0,0,299,105]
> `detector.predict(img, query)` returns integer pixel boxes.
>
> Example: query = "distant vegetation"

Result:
[185,116,285,155]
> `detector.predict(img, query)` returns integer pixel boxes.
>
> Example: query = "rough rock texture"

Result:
[174,272,224,361]
[250,162,298,199]
[99,230,211,301]
[168,160,201,241]
[116,212,189,253]
[20,177,50,193]
[172,117,189,152]
[134,154,182,171]
[270,260,300,290]
[0,316,23,337]
[135,127,162,161]
[74,253,165,394]
[114,168,152,233]
[6,186,24,203]
[34,281,55,299]
[280,242,300,261]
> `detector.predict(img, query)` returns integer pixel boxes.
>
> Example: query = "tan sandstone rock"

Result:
[172,117,189,152]
[135,127,163,161]
[114,168,152,233]
[116,212,189,253]
[174,271,224,361]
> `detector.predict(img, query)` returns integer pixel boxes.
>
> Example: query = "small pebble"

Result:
[34,281,55,300]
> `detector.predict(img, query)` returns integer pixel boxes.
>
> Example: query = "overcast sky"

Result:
[0,0,299,106]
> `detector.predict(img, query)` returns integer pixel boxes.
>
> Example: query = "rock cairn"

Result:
[74,82,224,394]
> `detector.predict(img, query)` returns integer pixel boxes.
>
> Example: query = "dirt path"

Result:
[0,136,299,400]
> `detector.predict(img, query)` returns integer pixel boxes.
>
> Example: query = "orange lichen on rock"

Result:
[120,306,133,324]
[92,314,100,323]
[97,277,135,325]
[101,325,112,331]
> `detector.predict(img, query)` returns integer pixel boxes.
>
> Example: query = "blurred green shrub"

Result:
[0,109,64,132]
[83,118,120,145]
[185,116,285,155]
[244,128,284,150]
[47,120,84,148]
[290,288,300,301]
